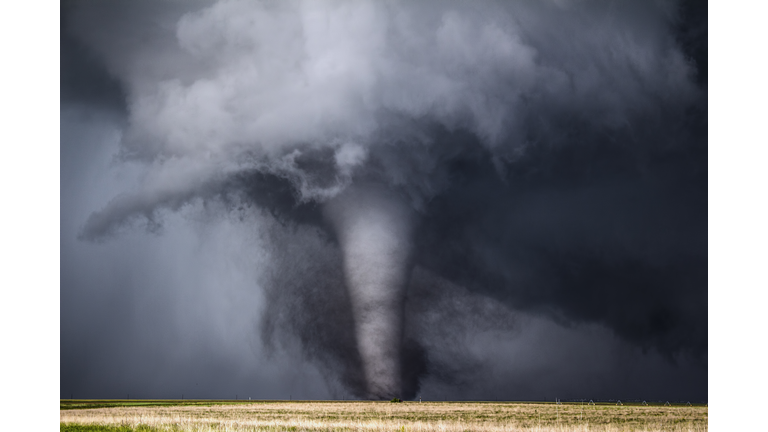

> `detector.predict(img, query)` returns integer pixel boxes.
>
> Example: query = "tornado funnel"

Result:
[324,185,413,399]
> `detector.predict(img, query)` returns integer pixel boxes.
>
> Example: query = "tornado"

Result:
[324,184,413,399]
[65,0,707,402]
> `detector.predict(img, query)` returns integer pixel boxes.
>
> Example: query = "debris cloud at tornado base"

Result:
[62,0,707,400]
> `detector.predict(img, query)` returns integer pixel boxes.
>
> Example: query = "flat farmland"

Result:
[60,400,707,432]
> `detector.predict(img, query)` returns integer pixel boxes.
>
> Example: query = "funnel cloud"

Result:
[325,185,414,398]
[61,0,707,401]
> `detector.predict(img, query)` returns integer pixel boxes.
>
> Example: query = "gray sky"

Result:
[60,0,707,401]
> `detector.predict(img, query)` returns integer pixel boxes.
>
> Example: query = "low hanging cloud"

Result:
[73,0,699,224]
[64,0,707,399]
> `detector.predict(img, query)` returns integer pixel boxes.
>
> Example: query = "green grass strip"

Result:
[60,425,162,432]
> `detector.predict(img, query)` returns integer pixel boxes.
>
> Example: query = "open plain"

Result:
[60,400,707,432]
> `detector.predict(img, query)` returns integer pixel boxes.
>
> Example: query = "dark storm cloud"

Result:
[60,2,125,112]
[61,0,707,400]
[61,107,334,400]
[412,119,706,357]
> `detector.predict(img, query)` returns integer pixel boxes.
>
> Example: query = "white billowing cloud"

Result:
[335,142,367,175]
[73,0,698,233]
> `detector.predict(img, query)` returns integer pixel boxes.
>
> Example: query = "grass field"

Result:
[60,400,707,432]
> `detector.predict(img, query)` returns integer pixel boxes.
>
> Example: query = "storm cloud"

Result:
[61,0,707,401]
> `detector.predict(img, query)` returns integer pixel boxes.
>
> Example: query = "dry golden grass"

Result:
[60,401,707,432]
